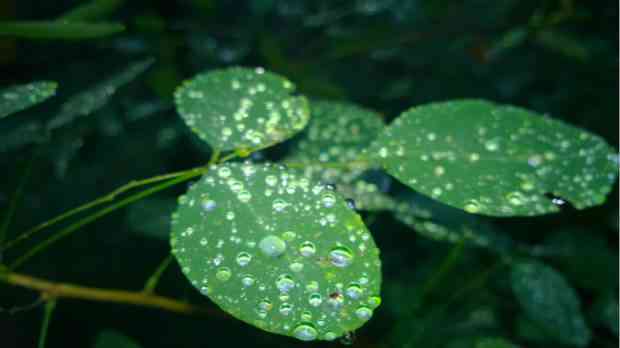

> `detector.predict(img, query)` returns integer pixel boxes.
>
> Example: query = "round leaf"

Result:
[511,260,591,347]
[170,162,382,341]
[369,99,618,216]
[174,67,310,151]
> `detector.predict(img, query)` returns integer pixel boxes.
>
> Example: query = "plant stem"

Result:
[3,166,204,252]
[0,153,35,247]
[38,298,56,348]
[143,254,174,293]
[2,271,220,316]
[8,171,202,270]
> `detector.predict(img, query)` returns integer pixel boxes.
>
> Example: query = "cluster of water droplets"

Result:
[170,162,382,341]
[369,99,617,216]
[175,67,310,151]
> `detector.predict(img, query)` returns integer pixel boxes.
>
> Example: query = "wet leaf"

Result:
[511,260,591,347]
[47,58,154,131]
[170,162,382,341]
[93,330,141,348]
[0,21,125,39]
[0,81,57,119]
[369,99,618,216]
[285,100,393,211]
[174,67,310,151]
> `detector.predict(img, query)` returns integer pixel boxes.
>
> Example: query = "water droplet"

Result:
[238,190,252,203]
[355,306,373,320]
[272,198,287,212]
[367,296,382,308]
[299,241,316,257]
[328,246,354,267]
[327,292,344,308]
[282,231,296,241]
[201,198,216,211]
[236,252,252,266]
[218,167,232,178]
[300,310,312,321]
[215,267,231,281]
[345,198,356,210]
[241,275,255,287]
[305,293,322,307]
[506,191,526,206]
[484,139,500,151]
[265,175,277,186]
[305,281,319,292]
[321,192,337,208]
[259,235,286,257]
[258,299,273,312]
[279,303,292,316]
[293,323,318,341]
[289,262,304,272]
[275,274,295,292]
[324,332,338,341]
[463,200,481,214]
[345,283,363,299]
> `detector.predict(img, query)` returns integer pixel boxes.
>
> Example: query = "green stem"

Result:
[9,171,202,270]
[412,241,465,312]
[3,166,203,251]
[38,298,57,348]
[143,254,173,293]
[0,153,35,247]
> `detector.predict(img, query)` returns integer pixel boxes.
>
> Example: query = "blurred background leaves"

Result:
[0,0,617,347]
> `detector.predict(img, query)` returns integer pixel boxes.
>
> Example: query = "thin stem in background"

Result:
[2,166,204,252]
[0,153,36,247]
[143,254,174,293]
[37,298,57,348]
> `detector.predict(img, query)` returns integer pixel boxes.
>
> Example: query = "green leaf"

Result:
[170,162,382,341]
[59,0,124,21]
[0,21,125,39]
[93,330,141,348]
[369,99,618,216]
[174,67,310,151]
[475,337,519,348]
[510,260,591,347]
[0,81,57,119]
[285,100,394,211]
[47,58,154,131]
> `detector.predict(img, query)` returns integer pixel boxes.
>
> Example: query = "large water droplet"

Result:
[299,241,316,257]
[345,283,363,299]
[259,235,286,257]
[293,323,318,341]
[463,200,481,214]
[273,198,287,212]
[279,303,292,316]
[275,274,295,292]
[236,251,252,266]
[355,306,373,320]
[238,190,252,203]
[289,262,304,272]
[324,332,338,341]
[215,267,231,281]
[367,296,382,309]
[327,292,344,309]
[258,299,273,312]
[201,198,216,211]
[308,293,322,307]
[241,275,255,287]
[328,246,354,267]
[321,192,337,208]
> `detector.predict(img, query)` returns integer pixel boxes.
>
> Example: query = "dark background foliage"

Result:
[0,0,617,347]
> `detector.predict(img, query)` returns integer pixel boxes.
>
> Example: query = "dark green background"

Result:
[0,1,617,347]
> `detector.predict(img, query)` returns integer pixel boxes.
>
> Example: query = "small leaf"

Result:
[47,58,154,131]
[93,330,141,348]
[0,81,57,118]
[0,21,125,39]
[170,162,382,341]
[369,99,618,216]
[511,260,591,347]
[285,100,393,211]
[174,67,310,151]
[475,337,519,348]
